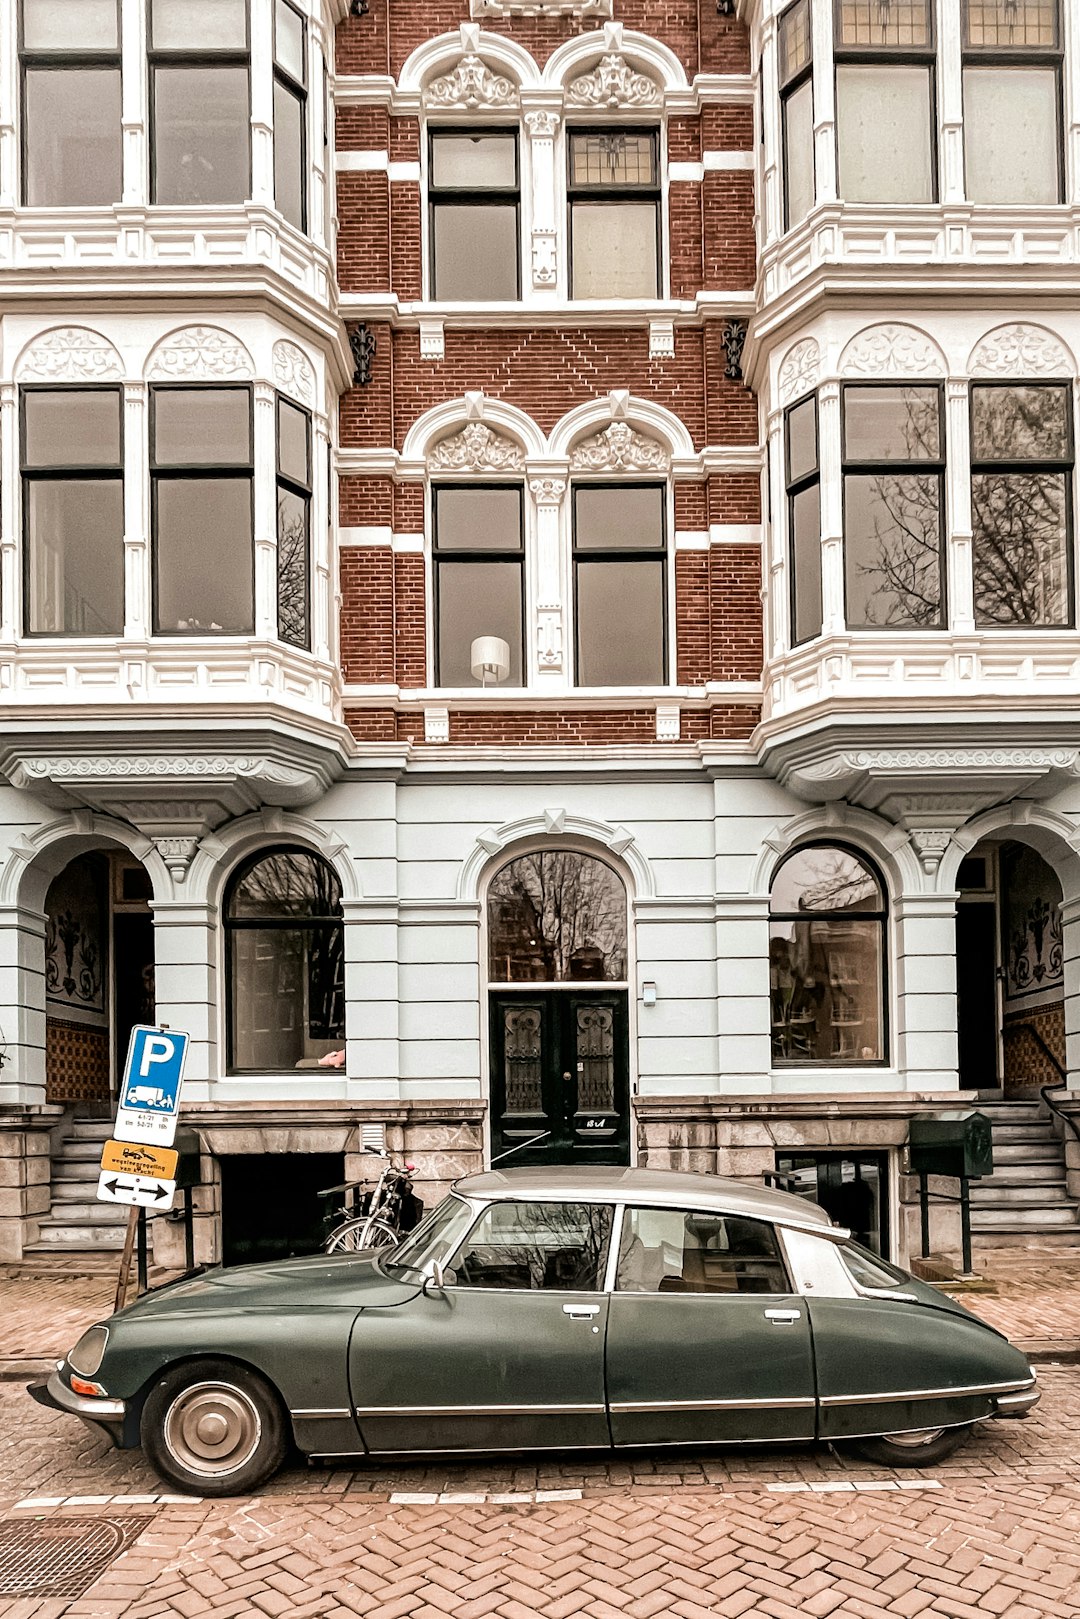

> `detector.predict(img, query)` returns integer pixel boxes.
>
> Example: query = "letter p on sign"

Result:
[139,1034,176,1077]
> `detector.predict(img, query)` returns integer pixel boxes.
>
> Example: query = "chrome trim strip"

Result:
[355,1402,606,1418]
[45,1369,125,1421]
[603,1205,625,1295]
[994,1389,1041,1414]
[820,1377,1034,1409]
[290,1407,352,1420]
[610,1396,816,1413]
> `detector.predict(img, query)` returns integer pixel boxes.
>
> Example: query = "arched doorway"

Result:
[486,849,631,1166]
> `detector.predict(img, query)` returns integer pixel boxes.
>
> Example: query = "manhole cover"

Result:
[0,1515,149,1598]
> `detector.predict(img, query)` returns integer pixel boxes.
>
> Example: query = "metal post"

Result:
[919,1171,930,1257]
[184,1186,195,1272]
[960,1174,972,1276]
[136,1208,148,1294]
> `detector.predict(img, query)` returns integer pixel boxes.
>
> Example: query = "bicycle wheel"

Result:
[325,1216,399,1254]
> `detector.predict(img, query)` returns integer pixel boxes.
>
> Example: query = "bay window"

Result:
[573,484,666,685]
[274,0,306,229]
[834,0,936,204]
[277,396,311,649]
[433,485,524,686]
[149,0,250,205]
[151,386,254,634]
[20,0,122,205]
[786,394,821,643]
[430,131,520,301]
[971,382,1073,627]
[842,384,945,628]
[963,0,1061,205]
[779,0,814,229]
[568,130,660,299]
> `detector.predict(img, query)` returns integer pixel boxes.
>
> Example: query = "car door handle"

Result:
[562,1304,601,1319]
[763,1309,802,1324]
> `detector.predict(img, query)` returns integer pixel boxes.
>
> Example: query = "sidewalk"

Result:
[2,1246,1080,1377]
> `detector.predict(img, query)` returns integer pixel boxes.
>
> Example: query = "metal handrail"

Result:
[1003,1018,1079,1144]
[1040,1083,1080,1146]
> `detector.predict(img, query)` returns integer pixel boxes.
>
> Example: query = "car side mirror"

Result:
[423,1261,447,1296]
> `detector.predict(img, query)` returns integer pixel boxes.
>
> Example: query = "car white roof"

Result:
[454,1165,834,1232]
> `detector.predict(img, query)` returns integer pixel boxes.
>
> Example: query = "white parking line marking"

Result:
[13,1497,64,1509]
[438,1493,487,1503]
[535,1489,583,1502]
[390,1492,440,1504]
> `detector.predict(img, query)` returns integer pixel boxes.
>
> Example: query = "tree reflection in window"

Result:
[226,848,344,1072]
[769,845,886,1066]
[488,851,627,982]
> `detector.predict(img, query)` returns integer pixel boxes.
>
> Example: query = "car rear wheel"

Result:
[141,1359,287,1497]
[853,1423,972,1468]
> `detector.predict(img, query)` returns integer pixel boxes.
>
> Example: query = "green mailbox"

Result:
[909,1111,993,1180]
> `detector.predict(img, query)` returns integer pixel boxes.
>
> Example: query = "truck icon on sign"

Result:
[126,1085,171,1109]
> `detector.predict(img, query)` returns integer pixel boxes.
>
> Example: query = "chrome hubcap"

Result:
[880,1426,946,1449]
[164,1382,261,1478]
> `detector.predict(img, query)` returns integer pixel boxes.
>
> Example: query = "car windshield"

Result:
[383,1193,477,1276]
[840,1240,910,1291]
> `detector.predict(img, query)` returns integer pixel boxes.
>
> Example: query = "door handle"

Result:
[562,1304,600,1319]
[763,1308,802,1324]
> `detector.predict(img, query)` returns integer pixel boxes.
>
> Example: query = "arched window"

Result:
[769,844,886,1066]
[225,848,344,1073]
[488,851,627,983]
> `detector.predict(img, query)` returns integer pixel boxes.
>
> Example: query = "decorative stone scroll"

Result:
[17,327,124,383]
[428,423,525,471]
[147,326,254,381]
[968,323,1073,379]
[272,340,315,404]
[424,53,519,110]
[778,337,820,405]
[908,829,954,875]
[565,52,662,109]
[838,323,946,379]
[569,421,669,472]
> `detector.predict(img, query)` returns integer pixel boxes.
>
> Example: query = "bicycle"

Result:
[319,1149,421,1253]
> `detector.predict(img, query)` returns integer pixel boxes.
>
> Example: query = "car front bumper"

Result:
[992,1386,1040,1418]
[28,1368,127,1445]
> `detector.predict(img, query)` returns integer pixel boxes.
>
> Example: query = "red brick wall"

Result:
[344,703,759,745]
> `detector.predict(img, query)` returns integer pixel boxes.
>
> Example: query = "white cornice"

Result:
[335,443,762,478]
[335,291,756,326]
[331,71,753,115]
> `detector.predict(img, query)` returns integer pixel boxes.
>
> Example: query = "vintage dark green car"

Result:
[30,1166,1038,1496]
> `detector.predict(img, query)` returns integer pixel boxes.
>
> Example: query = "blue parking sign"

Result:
[114,1025,189,1146]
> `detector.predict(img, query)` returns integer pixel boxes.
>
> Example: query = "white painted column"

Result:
[893,893,960,1091]
[0,905,48,1108]
[523,109,560,298]
[759,13,782,245]
[0,0,16,207]
[308,26,329,249]
[945,378,974,633]
[714,896,772,1092]
[0,385,17,642]
[123,384,150,639]
[936,0,964,203]
[150,900,218,1090]
[766,406,788,655]
[253,381,277,639]
[343,899,401,1100]
[811,0,837,205]
[312,408,331,663]
[121,0,147,204]
[529,474,568,686]
[817,380,844,633]
[249,0,274,206]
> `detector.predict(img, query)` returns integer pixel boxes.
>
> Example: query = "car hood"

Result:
[111,1252,419,1321]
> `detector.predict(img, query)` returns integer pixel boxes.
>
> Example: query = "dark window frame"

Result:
[566,126,662,300]
[785,391,821,645]
[276,393,311,651]
[960,0,1063,204]
[224,843,345,1076]
[431,481,526,688]
[273,0,307,231]
[571,480,668,688]
[19,382,125,638]
[840,379,948,630]
[778,0,814,231]
[428,126,521,302]
[832,0,939,204]
[614,1205,793,1296]
[968,377,1075,630]
[147,0,251,207]
[769,840,890,1070]
[148,381,255,637]
[18,0,123,206]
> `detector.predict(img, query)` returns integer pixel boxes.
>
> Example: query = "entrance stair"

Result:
[24,1118,129,1254]
[970,1099,1080,1248]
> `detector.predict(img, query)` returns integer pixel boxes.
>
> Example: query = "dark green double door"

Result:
[490,990,630,1166]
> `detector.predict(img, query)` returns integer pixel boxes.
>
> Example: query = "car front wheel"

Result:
[141,1359,287,1497]
[853,1423,972,1468]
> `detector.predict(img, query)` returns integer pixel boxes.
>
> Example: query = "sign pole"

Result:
[114,1208,138,1315]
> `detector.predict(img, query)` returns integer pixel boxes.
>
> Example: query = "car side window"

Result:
[446,1200,613,1292]
[615,1208,789,1296]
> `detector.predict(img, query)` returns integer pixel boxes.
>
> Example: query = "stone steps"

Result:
[971,1103,1080,1250]
[26,1114,128,1256]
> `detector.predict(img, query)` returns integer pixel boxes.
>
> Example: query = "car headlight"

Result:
[68,1326,109,1379]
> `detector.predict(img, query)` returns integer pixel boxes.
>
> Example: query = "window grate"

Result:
[836,0,932,47]
[0,1516,150,1600]
[964,0,1057,48]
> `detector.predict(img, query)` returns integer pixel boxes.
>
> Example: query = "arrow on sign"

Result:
[103,1176,171,1202]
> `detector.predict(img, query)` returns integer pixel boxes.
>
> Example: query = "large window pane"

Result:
[277,398,309,483]
[24,68,121,205]
[577,560,664,684]
[836,65,933,203]
[488,851,628,982]
[569,132,656,188]
[771,846,883,912]
[432,205,518,300]
[791,484,822,643]
[973,472,1069,626]
[786,396,817,483]
[153,388,250,464]
[24,391,121,466]
[153,66,249,204]
[964,68,1059,204]
[23,0,117,50]
[274,0,305,79]
[783,77,815,227]
[571,203,658,299]
[430,133,516,189]
[446,1201,612,1292]
[230,924,343,1070]
[151,0,246,49]
[616,1209,788,1295]
[435,487,522,550]
[770,917,884,1062]
[972,385,1069,462]
[575,486,663,550]
[27,481,123,634]
[844,386,941,461]
[228,850,340,918]
[437,561,522,685]
[273,79,304,229]
[844,473,943,627]
[155,477,253,632]
[277,486,309,649]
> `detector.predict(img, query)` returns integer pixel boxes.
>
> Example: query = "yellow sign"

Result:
[100,1139,178,1179]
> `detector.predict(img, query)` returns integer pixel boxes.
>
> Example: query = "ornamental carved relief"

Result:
[531,230,557,287]
[424,53,519,110]
[778,338,820,405]
[147,326,255,380]
[839,324,946,379]
[17,327,124,383]
[428,423,525,471]
[524,110,560,140]
[272,340,315,404]
[569,421,669,472]
[565,52,662,109]
[968,323,1073,379]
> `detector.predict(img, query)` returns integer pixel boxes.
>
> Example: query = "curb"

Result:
[1018,1340,1080,1364]
[0,1359,56,1381]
